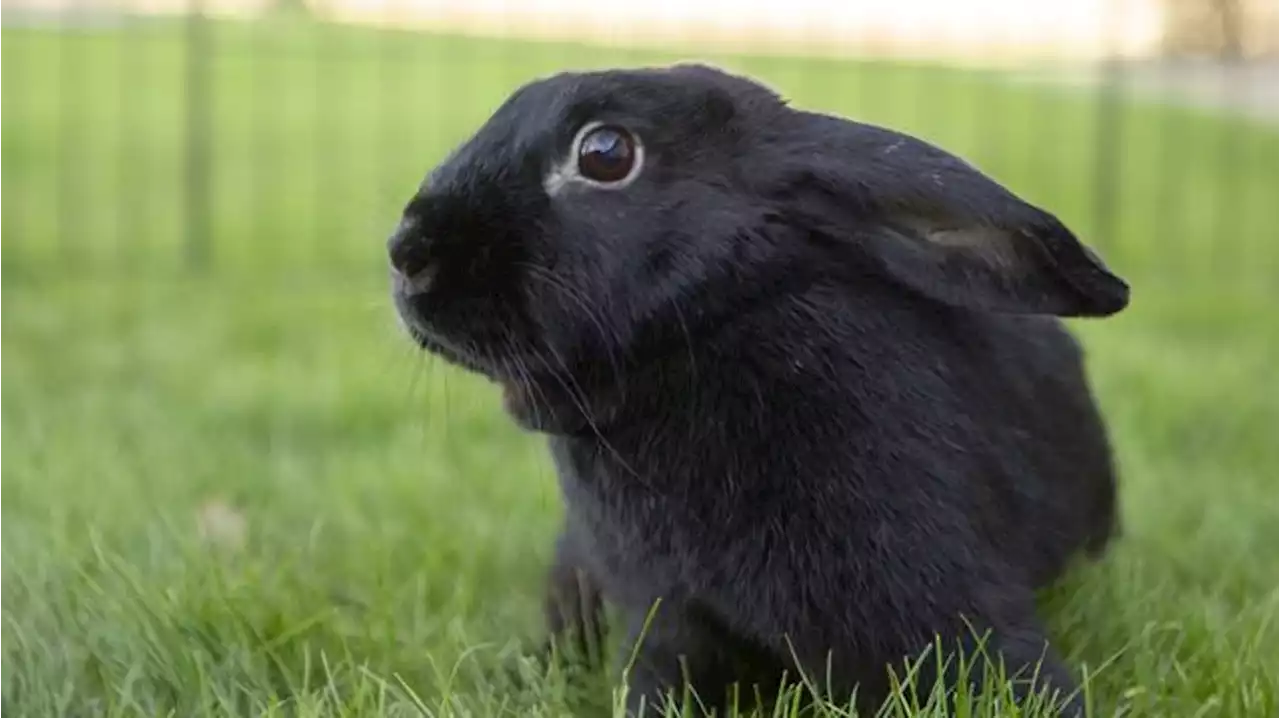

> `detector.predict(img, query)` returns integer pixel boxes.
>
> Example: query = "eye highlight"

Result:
[574,123,642,186]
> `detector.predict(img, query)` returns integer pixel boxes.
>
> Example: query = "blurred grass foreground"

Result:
[2,2,1278,716]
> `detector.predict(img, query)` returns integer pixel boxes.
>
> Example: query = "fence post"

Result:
[1092,22,1122,251]
[184,0,211,270]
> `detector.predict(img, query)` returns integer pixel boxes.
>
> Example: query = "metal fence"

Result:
[2,6,1277,716]
[3,2,1277,285]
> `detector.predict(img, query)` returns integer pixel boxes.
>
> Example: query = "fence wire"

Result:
[2,4,1278,717]
[3,2,1276,282]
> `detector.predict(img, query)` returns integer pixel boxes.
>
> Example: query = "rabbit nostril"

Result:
[388,229,435,284]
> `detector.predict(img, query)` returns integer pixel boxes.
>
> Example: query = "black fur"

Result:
[388,64,1128,716]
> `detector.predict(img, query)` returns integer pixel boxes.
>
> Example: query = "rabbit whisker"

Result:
[519,262,629,403]
[526,338,651,490]
[498,330,551,430]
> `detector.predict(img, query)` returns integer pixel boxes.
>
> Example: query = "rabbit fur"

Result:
[388,63,1129,716]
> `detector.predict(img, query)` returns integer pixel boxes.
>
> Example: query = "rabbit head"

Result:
[388,64,1128,432]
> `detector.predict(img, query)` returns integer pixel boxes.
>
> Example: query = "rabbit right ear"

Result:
[770,111,1129,318]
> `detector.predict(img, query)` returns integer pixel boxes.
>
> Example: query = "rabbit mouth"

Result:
[394,289,496,374]
[395,288,620,434]
[393,285,551,383]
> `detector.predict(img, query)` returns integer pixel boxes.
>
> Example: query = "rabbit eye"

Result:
[575,124,640,185]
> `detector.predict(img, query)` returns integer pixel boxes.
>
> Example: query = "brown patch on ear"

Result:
[897,216,1021,269]
[868,214,1126,316]
[773,108,1129,316]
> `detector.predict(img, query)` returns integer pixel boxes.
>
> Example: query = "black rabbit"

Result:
[388,64,1128,716]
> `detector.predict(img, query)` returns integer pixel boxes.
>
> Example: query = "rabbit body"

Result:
[388,64,1128,716]
[545,286,1115,715]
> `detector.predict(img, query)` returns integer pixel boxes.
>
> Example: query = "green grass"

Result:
[3,19,1277,717]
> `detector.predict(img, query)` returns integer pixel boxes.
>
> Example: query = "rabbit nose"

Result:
[387,218,436,292]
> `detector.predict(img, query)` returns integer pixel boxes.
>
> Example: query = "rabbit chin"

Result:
[498,374,622,437]
[499,380,554,432]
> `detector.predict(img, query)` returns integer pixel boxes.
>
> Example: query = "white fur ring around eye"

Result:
[544,121,645,196]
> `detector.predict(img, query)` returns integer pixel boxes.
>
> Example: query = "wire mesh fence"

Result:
[2,2,1278,716]
[4,1,1276,281]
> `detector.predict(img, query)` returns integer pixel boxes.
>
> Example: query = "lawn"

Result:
[2,19,1277,717]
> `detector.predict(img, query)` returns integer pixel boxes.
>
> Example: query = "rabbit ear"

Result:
[774,111,1129,317]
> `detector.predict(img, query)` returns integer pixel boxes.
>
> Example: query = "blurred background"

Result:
[2,1,1277,716]
[4,0,1277,272]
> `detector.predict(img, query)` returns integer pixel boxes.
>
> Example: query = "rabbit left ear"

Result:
[771,111,1130,318]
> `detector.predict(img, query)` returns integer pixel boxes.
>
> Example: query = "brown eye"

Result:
[576,125,639,184]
